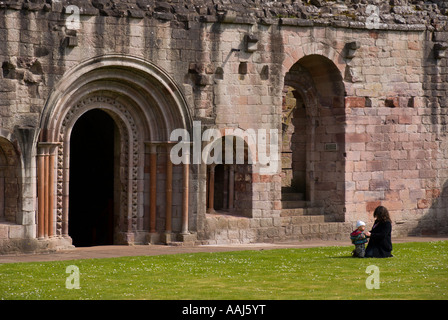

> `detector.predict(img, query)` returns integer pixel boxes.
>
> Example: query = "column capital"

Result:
[181,160,190,235]
[37,142,61,154]
[145,141,178,153]
[38,142,62,147]
[145,141,179,146]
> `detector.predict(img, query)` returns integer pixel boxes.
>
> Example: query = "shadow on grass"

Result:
[330,256,396,259]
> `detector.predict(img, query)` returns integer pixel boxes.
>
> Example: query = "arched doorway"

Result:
[69,109,116,247]
[38,55,193,246]
[282,54,346,220]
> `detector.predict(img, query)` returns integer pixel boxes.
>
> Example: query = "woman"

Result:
[365,206,393,258]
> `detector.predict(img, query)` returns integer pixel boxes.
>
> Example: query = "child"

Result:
[350,220,368,258]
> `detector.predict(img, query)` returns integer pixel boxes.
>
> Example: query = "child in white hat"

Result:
[350,220,369,258]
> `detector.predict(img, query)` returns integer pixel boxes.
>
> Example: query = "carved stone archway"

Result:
[59,95,140,244]
[38,55,193,245]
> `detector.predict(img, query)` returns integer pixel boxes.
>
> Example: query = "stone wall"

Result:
[1,0,448,252]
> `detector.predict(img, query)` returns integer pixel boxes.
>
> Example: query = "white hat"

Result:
[356,220,366,228]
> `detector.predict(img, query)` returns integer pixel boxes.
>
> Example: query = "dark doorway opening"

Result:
[69,109,115,247]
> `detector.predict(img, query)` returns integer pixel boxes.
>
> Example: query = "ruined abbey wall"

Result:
[1,0,448,252]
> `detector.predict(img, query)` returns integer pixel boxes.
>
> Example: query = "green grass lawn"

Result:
[0,241,447,300]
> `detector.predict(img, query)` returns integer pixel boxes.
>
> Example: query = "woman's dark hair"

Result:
[373,206,391,223]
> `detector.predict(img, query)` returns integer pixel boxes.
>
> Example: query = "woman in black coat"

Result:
[365,206,393,258]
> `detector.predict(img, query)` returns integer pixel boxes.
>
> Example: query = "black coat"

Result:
[365,220,393,258]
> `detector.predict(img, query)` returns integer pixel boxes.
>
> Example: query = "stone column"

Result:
[149,144,157,234]
[223,166,229,209]
[164,143,173,242]
[37,143,59,239]
[228,165,235,210]
[181,146,190,235]
[48,151,55,237]
[207,164,216,213]
[37,147,46,240]
[44,153,49,237]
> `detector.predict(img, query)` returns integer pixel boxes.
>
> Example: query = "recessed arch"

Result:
[205,134,254,217]
[38,54,193,244]
[69,109,116,246]
[0,137,21,224]
[40,54,192,142]
[282,54,346,220]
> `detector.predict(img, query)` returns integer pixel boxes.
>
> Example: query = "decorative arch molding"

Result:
[56,95,140,239]
[38,54,193,243]
[40,54,192,142]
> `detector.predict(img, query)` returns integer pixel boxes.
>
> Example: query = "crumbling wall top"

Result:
[1,0,448,31]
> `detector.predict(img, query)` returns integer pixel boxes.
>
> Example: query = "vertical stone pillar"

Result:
[48,151,55,237]
[207,164,216,213]
[164,143,173,241]
[223,166,229,210]
[181,145,190,235]
[37,148,46,240]
[149,144,157,234]
[44,152,49,237]
[228,165,235,210]
[37,143,59,239]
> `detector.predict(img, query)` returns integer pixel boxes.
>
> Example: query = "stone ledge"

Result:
[0,236,74,255]
[0,0,443,31]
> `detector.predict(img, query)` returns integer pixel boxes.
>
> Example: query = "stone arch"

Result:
[39,54,193,244]
[60,96,140,244]
[283,41,345,77]
[205,133,254,217]
[40,54,192,141]
[0,137,21,224]
[282,53,346,221]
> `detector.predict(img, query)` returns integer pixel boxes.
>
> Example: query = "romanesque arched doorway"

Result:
[38,55,193,246]
[69,109,116,247]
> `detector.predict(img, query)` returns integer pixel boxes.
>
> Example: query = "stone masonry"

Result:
[1,0,448,253]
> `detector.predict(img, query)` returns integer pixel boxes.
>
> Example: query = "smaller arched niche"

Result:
[0,137,21,224]
[206,135,253,218]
